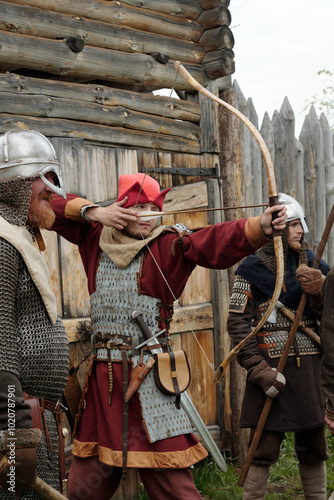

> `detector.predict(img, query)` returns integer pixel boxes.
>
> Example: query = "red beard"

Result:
[27,193,55,229]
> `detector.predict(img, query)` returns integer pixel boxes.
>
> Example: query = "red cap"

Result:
[116,173,170,210]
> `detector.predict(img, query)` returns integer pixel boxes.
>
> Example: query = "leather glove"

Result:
[0,428,41,495]
[296,264,326,295]
[248,359,286,398]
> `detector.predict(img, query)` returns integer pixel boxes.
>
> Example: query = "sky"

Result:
[230,0,334,136]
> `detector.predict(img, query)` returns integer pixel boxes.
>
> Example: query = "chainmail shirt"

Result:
[0,238,69,498]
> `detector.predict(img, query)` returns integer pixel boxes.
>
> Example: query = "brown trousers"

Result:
[250,425,329,466]
[68,456,202,500]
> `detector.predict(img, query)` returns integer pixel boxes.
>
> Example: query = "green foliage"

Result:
[191,458,243,499]
[305,68,334,128]
[138,431,334,499]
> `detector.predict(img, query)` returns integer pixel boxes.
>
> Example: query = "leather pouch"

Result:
[153,350,191,409]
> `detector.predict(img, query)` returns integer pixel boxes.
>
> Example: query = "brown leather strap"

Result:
[122,350,129,480]
[95,333,132,344]
[142,343,165,351]
[40,399,57,413]
[257,343,276,349]
[169,352,181,409]
[94,342,132,350]
[55,410,66,482]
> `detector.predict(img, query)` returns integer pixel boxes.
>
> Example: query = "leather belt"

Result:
[95,344,165,361]
[96,347,131,361]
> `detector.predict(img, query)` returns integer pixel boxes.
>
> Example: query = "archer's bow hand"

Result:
[296,264,326,296]
[260,204,287,237]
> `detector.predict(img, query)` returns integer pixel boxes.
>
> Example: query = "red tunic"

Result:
[51,194,269,468]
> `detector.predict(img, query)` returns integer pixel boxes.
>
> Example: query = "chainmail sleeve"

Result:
[0,237,20,375]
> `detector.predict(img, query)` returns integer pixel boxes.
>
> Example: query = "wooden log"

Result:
[196,0,230,9]
[320,113,334,266]
[197,6,231,29]
[0,73,201,123]
[202,48,235,79]
[217,84,249,462]
[0,31,206,92]
[300,106,326,254]
[120,0,203,20]
[0,114,201,153]
[277,97,305,206]
[0,1,205,64]
[199,82,220,153]
[199,25,235,51]
[7,0,203,42]
[207,179,232,452]
[259,111,275,202]
[234,81,253,209]
[0,92,201,141]
[248,98,262,212]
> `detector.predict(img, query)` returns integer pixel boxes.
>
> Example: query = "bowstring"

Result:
[135,225,216,376]
[132,71,216,376]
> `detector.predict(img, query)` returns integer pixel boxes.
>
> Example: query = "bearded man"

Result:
[50,172,286,500]
[227,193,330,500]
[0,130,69,498]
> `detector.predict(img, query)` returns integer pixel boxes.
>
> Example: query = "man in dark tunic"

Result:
[51,173,287,500]
[227,193,329,499]
[0,130,69,498]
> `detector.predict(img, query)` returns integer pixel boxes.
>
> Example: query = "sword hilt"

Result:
[131,310,153,340]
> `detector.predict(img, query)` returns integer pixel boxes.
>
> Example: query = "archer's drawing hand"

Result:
[84,197,137,229]
[260,204,287,237]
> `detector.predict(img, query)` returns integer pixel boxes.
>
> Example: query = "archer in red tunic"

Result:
[51,173,287,500]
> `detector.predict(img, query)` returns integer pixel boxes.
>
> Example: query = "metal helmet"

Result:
[0,130,66,198]
[278,192,309,233]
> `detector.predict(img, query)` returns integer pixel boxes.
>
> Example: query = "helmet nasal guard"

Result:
[0,130,66,199]
[278,192,309,233]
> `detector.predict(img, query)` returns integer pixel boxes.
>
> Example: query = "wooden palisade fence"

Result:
[0,0,333,497]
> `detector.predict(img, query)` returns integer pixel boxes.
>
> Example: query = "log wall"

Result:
[0,0,234,155]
